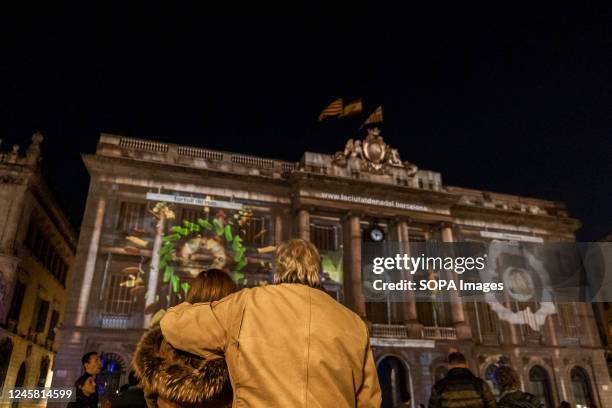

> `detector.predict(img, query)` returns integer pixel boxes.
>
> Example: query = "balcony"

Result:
[371,324,458,340]
[370,324,436,348]
[100,314,130,329]
[422,326,457,340]
[371,324,409,339]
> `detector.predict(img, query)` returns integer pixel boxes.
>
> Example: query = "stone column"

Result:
[144,211,166,328]
[274,213,283,245]
[296,209,310,241]
[389,221,417,317]
[74,197,107,327]
[387,221,401,323]
[396,220,422,336]
[502,291,520,344]
[545,304,559,346]
[343,214,366,318]
[440,223,472,339]
[577,301,599,347]
[53,182,108,389]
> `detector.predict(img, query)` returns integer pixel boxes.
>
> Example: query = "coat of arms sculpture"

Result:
[332,128,418,175]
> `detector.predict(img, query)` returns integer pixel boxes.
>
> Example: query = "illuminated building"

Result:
[593,233,612,381]
[53,132,610,407]
[0,133,77,407]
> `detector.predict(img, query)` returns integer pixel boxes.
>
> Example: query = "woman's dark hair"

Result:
[74,373,93,389]
[186,269,238,303]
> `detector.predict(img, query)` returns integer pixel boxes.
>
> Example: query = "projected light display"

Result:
[110,195,272,318]
[483,241,556,331]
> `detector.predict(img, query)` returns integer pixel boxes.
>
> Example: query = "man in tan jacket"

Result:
[161,238,382,407]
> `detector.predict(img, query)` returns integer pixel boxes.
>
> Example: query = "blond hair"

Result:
[274,239,321,287]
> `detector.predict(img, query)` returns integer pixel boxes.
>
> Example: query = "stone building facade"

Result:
[0,133,77,407]
[53,132,611,407]
[593,233,612,382]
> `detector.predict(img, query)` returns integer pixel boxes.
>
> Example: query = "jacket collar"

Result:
[446,367,475,377]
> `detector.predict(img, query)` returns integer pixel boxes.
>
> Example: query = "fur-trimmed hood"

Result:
[133,325,232,408]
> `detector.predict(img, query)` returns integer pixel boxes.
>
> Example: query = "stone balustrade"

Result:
[371,323,458,341]
[98,134,297,175]
[100,314,130,330]
[371,323,410,338]
[422,326,458,340]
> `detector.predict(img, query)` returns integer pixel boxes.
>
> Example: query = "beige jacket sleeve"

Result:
[160,292,242,357]
[357,329,382,407]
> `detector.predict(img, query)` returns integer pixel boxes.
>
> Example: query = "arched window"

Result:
[0,338,14,387]
[98,352,125,402]
[37,356,50,387]
[12,363,26,408]
[377,356,410,408]
[529,366,553,408]
[571,366,594,407]
[14,363,26,387]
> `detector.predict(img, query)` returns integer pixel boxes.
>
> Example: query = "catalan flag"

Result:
[362,106,383,127]
[342,98,363,117]
[318,98,343,121]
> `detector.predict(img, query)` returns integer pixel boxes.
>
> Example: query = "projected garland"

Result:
[119,200,263,315]
[158,203,252,287]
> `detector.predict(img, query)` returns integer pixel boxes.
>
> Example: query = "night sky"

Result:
[2,9,611,240]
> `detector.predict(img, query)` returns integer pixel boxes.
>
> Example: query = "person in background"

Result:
[496,365,542,408]
[111,370,147,408]
[133,269,237,408]
[160,239,382,407]
[67,373,97,408]
[81,352,101,406]
[428,352,497,408]
[81,352,101,376]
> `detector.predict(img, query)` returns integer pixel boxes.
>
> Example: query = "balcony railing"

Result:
[100,314,130,330]
[371,324,409,339]
[177,146,223,161]
[422,326,457,340]
[119,137,169,153]
[103,134,297,173]
[371,324,458,340]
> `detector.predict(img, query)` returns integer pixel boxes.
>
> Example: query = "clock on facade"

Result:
[369,227,385,242]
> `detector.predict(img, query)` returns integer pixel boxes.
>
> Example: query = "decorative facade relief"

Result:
[332,128,418,176]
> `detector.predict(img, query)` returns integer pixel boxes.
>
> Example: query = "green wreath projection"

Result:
[121,201,256,314]
[159,209,251,295]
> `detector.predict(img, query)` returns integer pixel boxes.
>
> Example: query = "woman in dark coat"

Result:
[133,269,237,408]
[67,373,97,408]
